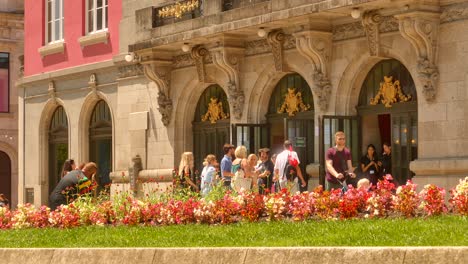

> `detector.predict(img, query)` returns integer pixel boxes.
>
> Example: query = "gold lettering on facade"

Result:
[370,76,411,108]
[277,88,310,116]
[158,0,199,19]
[202,97,229,123]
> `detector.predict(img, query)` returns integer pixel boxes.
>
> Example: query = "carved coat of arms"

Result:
[201,97,229,123]
[277,88,311,116]
[370,76,411,108]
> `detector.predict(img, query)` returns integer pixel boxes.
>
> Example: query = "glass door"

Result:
[391,111,417,184]
[232,124,269,155]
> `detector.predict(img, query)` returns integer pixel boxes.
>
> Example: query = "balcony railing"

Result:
[153,0,203,28]
[222,0,269,12]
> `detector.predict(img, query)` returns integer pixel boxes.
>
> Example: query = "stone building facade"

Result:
[18,0,468,205]
[0,1,23,208]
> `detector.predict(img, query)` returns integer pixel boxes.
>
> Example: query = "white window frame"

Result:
[86,0,108,34]
[45,0,64,44]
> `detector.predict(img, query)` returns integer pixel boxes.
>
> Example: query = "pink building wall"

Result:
[24,0,121,77]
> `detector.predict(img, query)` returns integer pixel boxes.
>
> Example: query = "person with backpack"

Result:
[325,131,356,191]
[274,140,307,194]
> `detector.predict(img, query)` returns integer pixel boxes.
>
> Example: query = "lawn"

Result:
[0,216,466,247]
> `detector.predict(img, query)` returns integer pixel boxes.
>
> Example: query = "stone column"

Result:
[203,0,223,15]
[128,111,149,169]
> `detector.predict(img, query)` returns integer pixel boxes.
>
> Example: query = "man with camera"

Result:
[325,131,356,191]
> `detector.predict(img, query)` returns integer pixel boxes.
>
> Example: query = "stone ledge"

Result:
[78,31,110,48]
[38,41,65,58]
[410,157,468,176]
[0,247,466,264]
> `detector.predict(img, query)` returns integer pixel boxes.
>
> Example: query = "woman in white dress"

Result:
[200,154,217,197]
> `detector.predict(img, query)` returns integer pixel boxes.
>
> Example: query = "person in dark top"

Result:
[256,148,275,194]
[378,142,392,177]
[60,159,76,178]
[177,152,199,192]
[325,131,356,191]
[49,162,97,211]
[0,194,9,209]
[360,144,380,186]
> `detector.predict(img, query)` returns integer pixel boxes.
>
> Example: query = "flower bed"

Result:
[0,176,467,229]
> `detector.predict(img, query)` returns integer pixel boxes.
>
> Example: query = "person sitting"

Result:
[49,162,98,211]
[360,144,380,186]
[178,152,199,192]
[200,154,217,197]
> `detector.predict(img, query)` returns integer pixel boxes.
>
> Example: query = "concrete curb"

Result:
[0,247,467,264]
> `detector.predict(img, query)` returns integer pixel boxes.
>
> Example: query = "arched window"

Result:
[359,59,416,107]
[89,100,112,187]
[48,106,68,194]
[193,85,230,171]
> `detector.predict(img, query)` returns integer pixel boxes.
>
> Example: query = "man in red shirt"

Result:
[325,131,356,191]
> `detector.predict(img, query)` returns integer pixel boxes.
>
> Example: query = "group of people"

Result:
[325,131,392,192]
[49,160,98,210]
[176,140,309,197]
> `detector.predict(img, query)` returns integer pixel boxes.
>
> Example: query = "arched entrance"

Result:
[266,73,315,190]
[89,100,113,188]
[193,84,230,171]
[48,106,68,194]
[0,151,11,202]
[357,59,417,184]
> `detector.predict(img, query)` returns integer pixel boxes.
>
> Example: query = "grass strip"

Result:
[0,216,466,247]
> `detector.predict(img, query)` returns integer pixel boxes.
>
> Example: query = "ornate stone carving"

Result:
[173,54,194,68]
[267,30,286,72]
[190,45,209,83]
[118,64,143,78]
[210,47,245,119]
[370,76,411,107]
[201,97,229,123]
[88,73,99,99]
[283,35,296,50]
[362,10,383,57]
[294,30,332,111]
[48,81,58,105]
[379,16,399,33]
[277,88,310,116]
[396,12,440,102]
[441,2,468,24]
[142,60,173,126]
[332,21,365,41]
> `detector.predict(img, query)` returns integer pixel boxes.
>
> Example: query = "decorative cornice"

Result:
[48,81,58,105]
[173,54,194,68]
[294,30,332,111]
[395,11,440,102]
[117,64,144,78]
[210,46,245,120]
[245,34,296,56]
[362,10,383,57]
[441,2,468,24]
[190,45,209,83]
[140,50,174,126]
[333,15,400,42]
[267,30,286,72]
[88,73,99,99]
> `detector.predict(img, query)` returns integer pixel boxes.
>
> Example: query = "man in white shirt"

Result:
[274,140,307,193]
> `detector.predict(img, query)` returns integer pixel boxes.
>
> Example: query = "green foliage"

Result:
[0,216,465,247]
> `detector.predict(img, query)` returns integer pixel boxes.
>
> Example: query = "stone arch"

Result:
[38,98,68,187]
[173,72,230,160]
[335,45,422,115]
[0,141,17,207]
[78,91,115,169]
[247,59,317,124]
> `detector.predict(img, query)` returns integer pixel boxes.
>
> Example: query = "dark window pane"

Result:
[88,0,94,10]
[88,10,94,31]
[97,0,103,8]
[97,9,102,30]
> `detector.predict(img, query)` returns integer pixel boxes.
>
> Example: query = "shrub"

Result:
[450,177,468,216]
